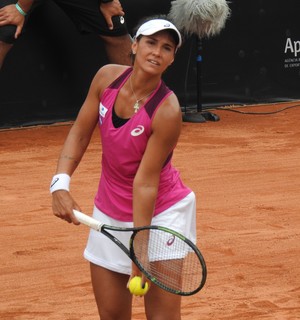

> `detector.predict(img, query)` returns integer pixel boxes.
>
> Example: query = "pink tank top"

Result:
[94,68,191,221]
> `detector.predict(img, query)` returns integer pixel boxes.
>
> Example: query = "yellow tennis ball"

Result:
[128,276,149,296]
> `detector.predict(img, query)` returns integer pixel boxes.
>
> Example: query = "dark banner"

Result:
[198,0,300,106]
[0,0,300,128]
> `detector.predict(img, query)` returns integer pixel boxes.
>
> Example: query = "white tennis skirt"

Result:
[83,192,196,275]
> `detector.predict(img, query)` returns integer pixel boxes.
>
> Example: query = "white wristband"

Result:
[50,173,71,193]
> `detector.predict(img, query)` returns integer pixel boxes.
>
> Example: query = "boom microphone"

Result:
[168,0,231,38]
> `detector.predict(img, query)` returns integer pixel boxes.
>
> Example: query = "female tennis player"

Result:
[50,15,197,320]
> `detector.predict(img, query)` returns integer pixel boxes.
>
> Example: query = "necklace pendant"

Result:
[133,101,140,113]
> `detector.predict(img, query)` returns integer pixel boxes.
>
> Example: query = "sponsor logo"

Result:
[285,37,300,57]
[100,103,108,118]
[131,125,145,137]
[50,177,59,188]
[167,235,176,246]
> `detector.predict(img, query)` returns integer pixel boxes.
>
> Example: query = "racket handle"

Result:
[73,209,102,231]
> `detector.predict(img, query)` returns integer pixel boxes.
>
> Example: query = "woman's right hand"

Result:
[52,190,81,224]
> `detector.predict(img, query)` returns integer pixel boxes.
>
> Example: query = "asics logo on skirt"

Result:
[167,235,176,246]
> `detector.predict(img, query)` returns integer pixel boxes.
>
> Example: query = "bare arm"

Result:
[51,67,106,224]
[130,93,182,279]
[51,65,127,224]
[133,94,182,228]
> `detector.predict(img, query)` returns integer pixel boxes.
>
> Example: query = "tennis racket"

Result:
[73,209,207,296]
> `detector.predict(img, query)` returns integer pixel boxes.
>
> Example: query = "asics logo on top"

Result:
[131,125,145,136]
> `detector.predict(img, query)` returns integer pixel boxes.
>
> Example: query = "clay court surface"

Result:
[0,102,299,319]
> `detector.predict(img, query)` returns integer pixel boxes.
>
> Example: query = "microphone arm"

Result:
[169,0,231,122]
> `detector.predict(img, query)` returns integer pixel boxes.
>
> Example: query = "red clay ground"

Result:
[0,102,299,319]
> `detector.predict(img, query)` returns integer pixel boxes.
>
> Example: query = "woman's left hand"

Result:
[127,262,150,291]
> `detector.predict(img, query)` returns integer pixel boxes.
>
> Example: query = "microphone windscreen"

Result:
[169,0,231,38]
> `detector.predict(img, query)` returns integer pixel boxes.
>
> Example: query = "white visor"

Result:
[135,19,182,50]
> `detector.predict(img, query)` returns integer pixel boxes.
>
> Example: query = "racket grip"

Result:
[73,209,102,231]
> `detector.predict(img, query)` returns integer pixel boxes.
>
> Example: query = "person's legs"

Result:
[55,0,132,65]
[0,41,13,69]
[0,0,17,70]
[144,284,182,320]
[0,0,42,70]
[99,33,132,65]
[90,263,132,320]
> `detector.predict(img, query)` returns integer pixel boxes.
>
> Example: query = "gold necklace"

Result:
[129,76,154,113]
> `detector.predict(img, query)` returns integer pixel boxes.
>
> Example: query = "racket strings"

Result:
[133,229,204,294]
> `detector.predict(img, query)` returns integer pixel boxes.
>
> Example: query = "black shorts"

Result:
[0,0,128,43]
